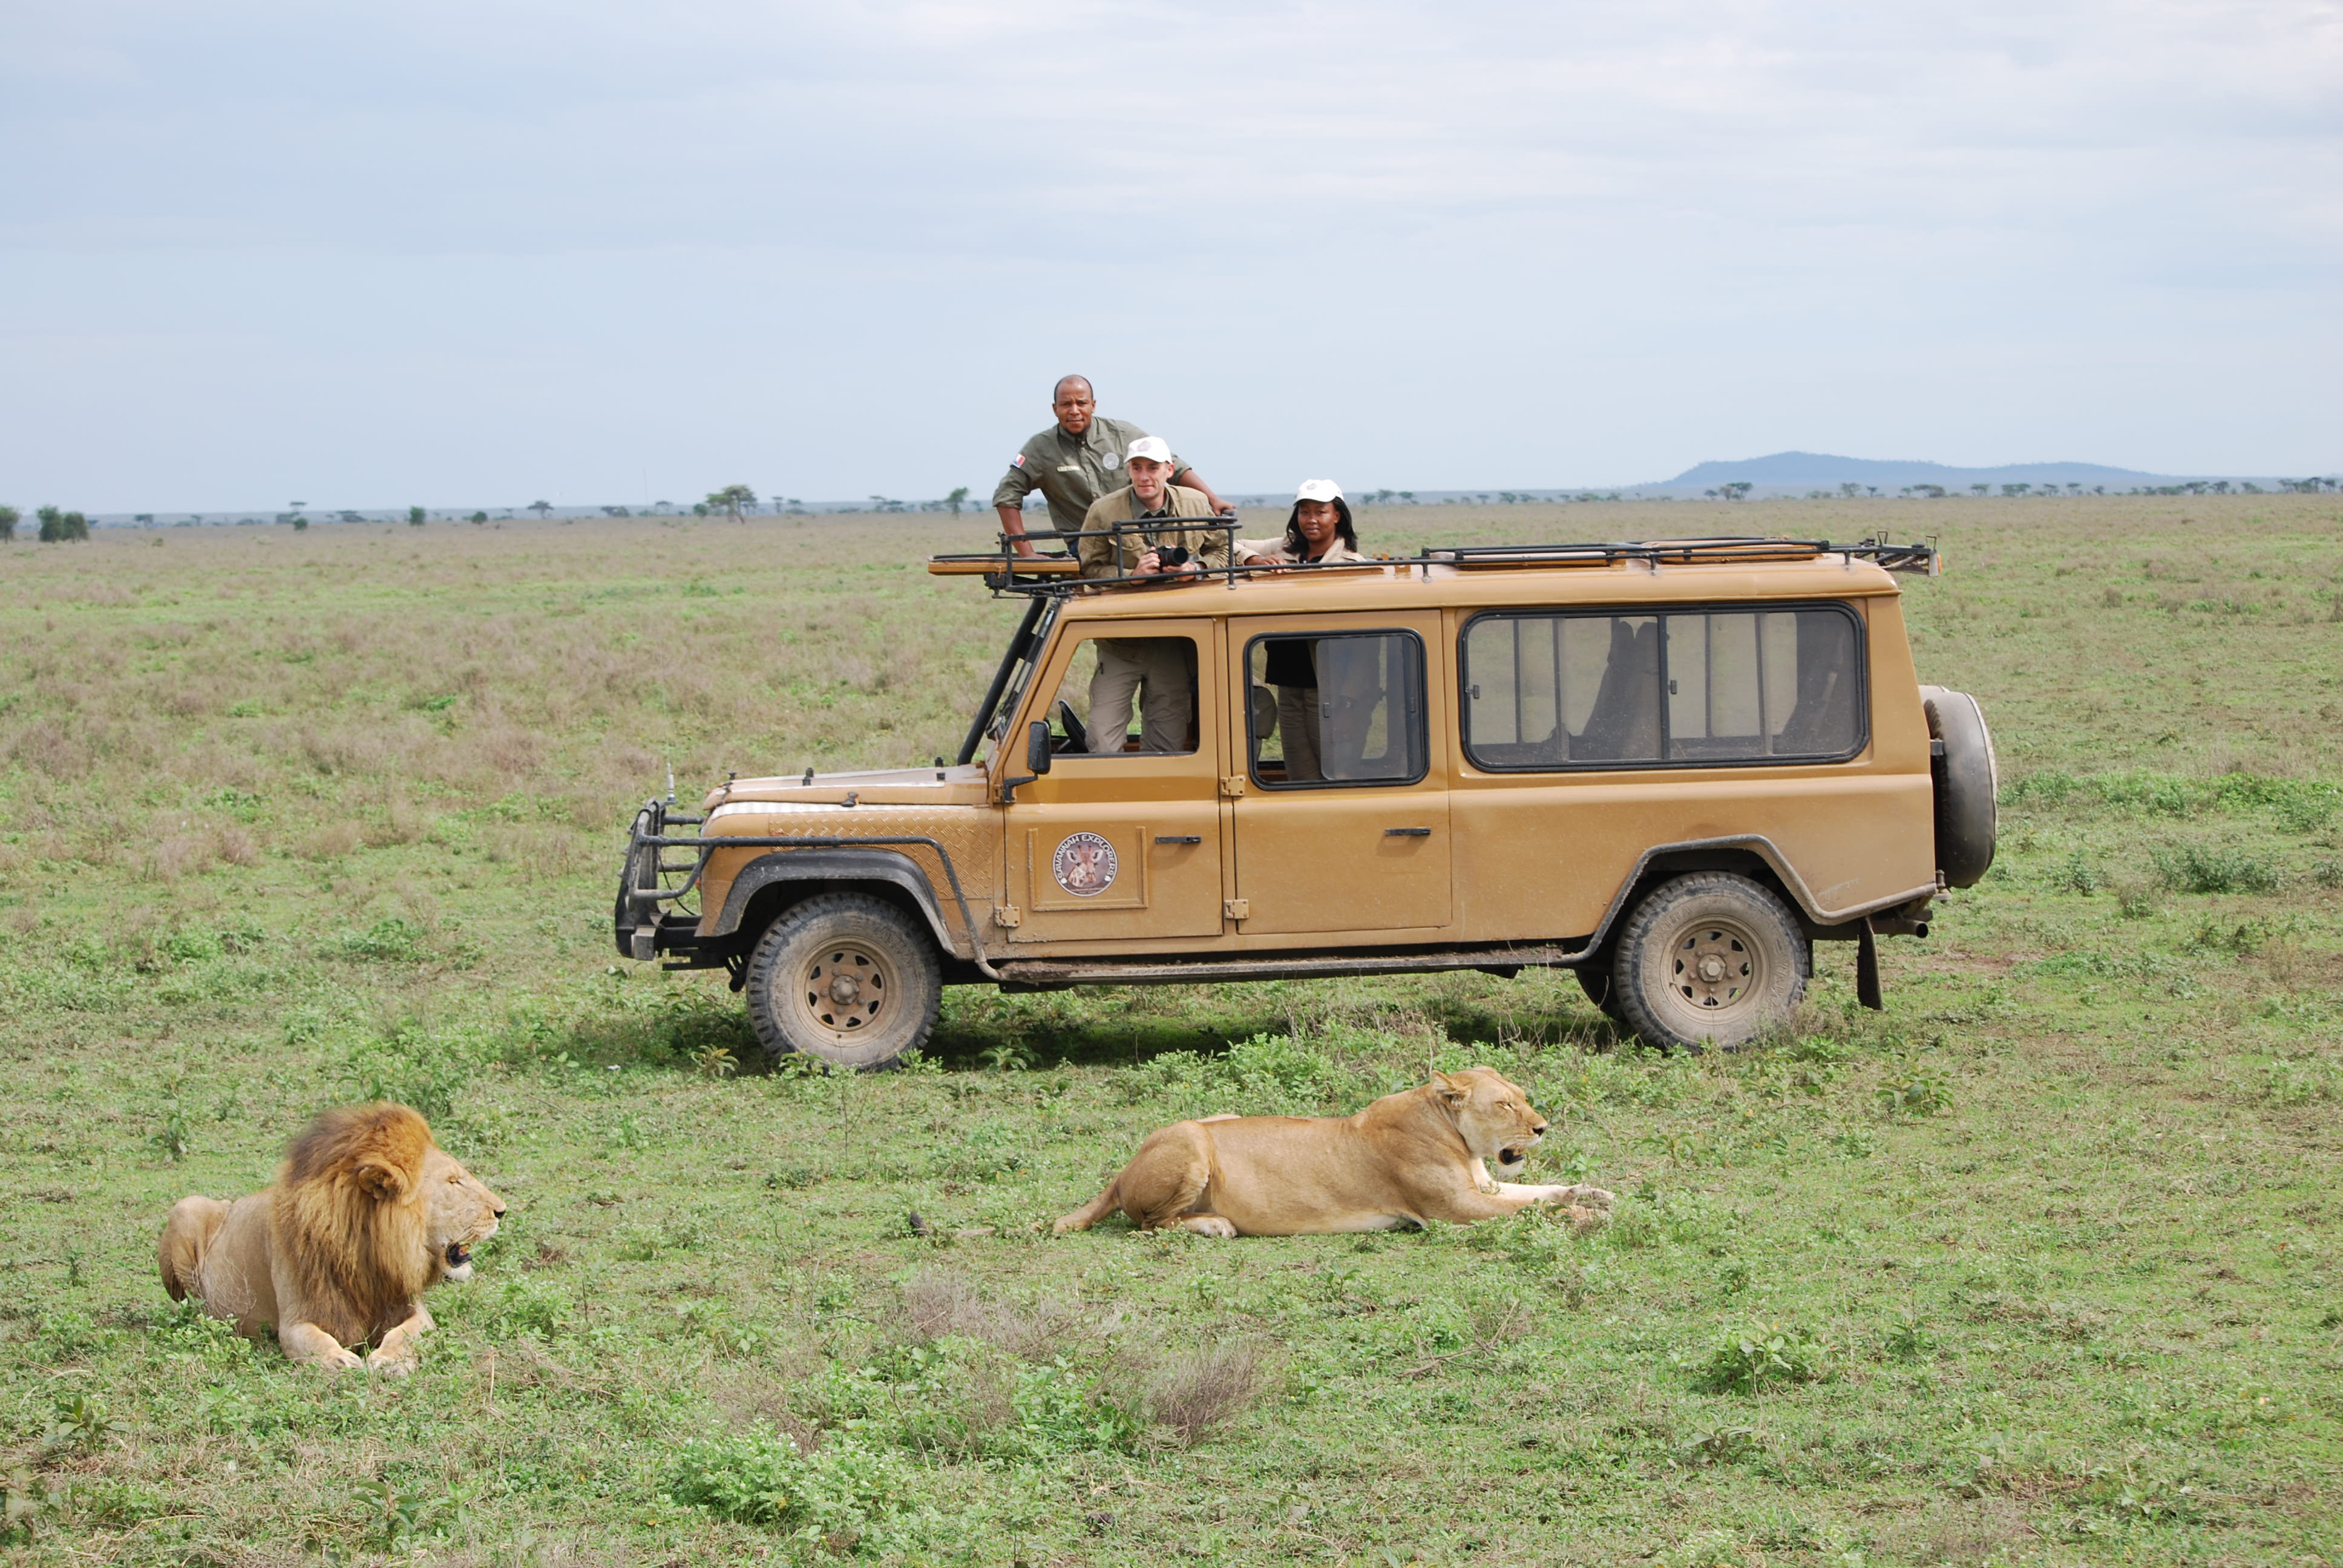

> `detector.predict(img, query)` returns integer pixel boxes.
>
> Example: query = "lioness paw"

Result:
[1563,1183,1616,1209]
[367,1349,418,1378]
[1176,1215,1238,1238]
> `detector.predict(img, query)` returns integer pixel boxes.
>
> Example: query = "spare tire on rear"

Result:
[1920,686,1997,888]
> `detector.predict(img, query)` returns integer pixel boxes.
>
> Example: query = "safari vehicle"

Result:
[614,530,1996,1066]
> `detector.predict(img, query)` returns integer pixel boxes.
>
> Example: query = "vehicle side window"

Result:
[1247,631,1426,788]
[1460,605,1863,769]
[1038,633,1201,756]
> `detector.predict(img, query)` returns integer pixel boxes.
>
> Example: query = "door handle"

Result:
[1384,826,1432,837]
[1154,835,1202,844]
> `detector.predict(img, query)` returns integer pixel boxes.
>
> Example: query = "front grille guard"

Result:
[617,797,1000,979]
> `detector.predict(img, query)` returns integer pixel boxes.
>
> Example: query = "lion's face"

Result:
[421,1146,505,1283]
[1438,1068,1551,1175]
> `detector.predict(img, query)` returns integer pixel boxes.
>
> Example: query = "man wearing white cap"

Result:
[1073,436,1230,753]
[991,376,1228,558]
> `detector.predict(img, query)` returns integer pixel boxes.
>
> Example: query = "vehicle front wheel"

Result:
[742,893,942,1070]
[1611,873,1809,1051]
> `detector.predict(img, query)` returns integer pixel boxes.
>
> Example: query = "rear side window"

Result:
[1460,604,1864,770]
[1247,630,1427,788]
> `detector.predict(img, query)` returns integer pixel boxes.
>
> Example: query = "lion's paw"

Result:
[366,1350,418,1379]
[1178,1215,1238,1238]
[1562,1183,1616,1210]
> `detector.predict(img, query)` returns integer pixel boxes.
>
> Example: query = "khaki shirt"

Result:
[1233,535,1371,566]
[991,416,1187,534]
[1076,484,1230,579]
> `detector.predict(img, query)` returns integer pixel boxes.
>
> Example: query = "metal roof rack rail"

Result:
[1414,535,1939,575]
[928,516,1248,595]
[929,529,1938,596]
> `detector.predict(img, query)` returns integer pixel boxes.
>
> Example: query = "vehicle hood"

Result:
[701,763,992,812]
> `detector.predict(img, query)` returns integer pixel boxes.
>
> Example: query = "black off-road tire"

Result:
[1611,873,1810,1053]
[742,893,941,1070]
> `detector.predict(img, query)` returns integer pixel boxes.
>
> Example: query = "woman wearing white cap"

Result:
[1239,482,1369,782]
[1233,480,1368,568]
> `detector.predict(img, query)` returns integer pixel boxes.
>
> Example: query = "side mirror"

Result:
[1026,719,1054,774]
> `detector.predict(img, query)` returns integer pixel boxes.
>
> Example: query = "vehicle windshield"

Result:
[959,596,1062,765]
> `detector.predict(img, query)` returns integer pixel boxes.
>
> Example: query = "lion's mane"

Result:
[269,1102,438,1347]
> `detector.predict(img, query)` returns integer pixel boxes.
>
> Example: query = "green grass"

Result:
[0,497,2338,1566]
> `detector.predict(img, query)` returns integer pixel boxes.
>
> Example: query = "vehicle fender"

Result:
[1919,686,1998,888]
[1580,835,1940,956]
[708,849,964,957]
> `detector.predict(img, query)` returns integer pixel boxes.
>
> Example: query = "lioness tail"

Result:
[1051,1180,1121,1237]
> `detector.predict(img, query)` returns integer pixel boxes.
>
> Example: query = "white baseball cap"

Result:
[1295,479,1345,503]
[1126,436,1173,465]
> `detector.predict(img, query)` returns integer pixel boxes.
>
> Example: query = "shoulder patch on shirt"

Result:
[1011,453,1024,468]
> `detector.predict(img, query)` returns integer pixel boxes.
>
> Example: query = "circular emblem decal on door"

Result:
[1051,832,1119,897]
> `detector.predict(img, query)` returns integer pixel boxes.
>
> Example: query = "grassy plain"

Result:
[0,495,2339,1567]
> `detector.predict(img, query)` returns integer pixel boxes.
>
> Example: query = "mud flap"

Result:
[1856,919,1883,1011]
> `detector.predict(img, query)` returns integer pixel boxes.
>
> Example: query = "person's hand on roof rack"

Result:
[1235,480,1368,567]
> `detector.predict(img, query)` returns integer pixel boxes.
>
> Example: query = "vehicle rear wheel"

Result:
[1611,873,1809,1052]
[743,893,941,1070]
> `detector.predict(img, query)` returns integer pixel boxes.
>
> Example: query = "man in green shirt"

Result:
[991,374,1228,557]
[1073,437,1229,753]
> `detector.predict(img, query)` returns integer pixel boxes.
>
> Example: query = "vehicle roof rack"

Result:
[928,529,1938,596]
[1416,536,1940,575]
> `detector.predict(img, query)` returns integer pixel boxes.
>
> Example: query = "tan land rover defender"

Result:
[614,532,1996,1065]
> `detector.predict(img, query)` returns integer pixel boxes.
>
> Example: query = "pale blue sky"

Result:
[3,0,2337,512]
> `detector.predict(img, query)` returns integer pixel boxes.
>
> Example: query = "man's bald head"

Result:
[1052,376,1096,437]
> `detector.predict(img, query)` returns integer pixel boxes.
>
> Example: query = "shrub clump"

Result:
[2152,844,2280,895]
[344,1019,488,1125]
[1136,1031,1361,1117]
[666,1428,926,1553]
[1686,1323,1832,1394]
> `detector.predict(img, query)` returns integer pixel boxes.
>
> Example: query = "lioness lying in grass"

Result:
[1054,1067,1612,1238]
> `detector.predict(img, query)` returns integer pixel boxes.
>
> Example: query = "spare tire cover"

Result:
[1919,686,1997,887]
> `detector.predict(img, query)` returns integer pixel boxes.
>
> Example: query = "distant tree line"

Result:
[3,506,94,542]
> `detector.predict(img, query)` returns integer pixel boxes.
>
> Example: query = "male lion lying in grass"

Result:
[1054,1067,1611,1238]
[159,1102,505,1374]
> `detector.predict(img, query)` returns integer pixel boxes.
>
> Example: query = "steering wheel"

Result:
[1053,697,1089,754]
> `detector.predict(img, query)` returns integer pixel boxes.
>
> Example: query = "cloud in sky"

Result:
[2,0,2337,511]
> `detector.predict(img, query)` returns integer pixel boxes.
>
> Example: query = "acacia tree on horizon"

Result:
[707,485,756,522]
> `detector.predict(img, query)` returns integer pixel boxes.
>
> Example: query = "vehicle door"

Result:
[1225,612,1452,938]
[1001,616,1226,944]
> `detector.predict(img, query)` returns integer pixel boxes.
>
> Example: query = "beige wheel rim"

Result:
[788,942,896,1044]
[1663,916,1766,1022]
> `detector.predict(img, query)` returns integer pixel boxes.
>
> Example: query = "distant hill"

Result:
[1653,451,2177,493]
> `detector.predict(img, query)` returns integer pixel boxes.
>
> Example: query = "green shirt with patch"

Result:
[991,416,1189,534]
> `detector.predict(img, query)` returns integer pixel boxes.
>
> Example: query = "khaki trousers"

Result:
[1089,638,1194,754]
[1276,684,1323,781]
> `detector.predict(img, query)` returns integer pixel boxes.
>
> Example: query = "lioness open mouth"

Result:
[1496,1146,1526,1169]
